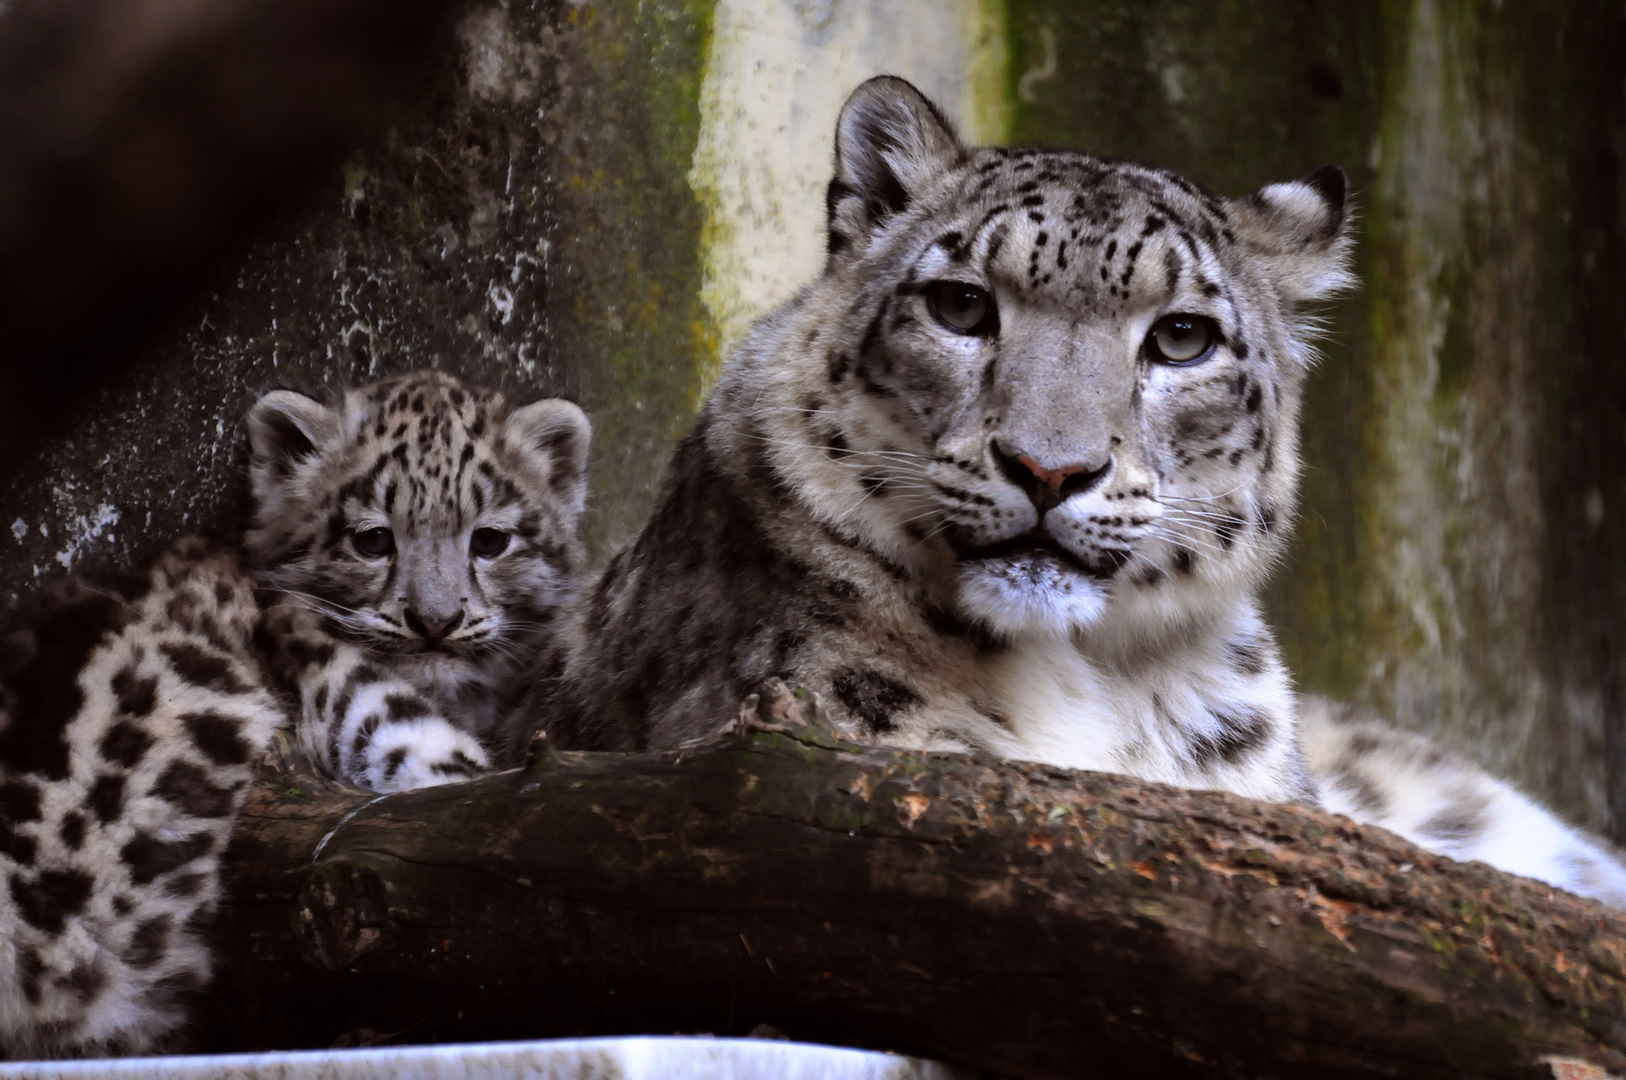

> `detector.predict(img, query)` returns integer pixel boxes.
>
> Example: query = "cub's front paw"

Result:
[360,718,490,792]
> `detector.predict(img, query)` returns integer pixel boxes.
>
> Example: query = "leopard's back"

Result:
[0,539,277,1056]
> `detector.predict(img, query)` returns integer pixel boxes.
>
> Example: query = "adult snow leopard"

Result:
[504,76,1626,907]
[248,369,591,793]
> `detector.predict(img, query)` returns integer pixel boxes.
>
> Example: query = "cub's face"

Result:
[788,77,1351,639]
[246,371,590,684]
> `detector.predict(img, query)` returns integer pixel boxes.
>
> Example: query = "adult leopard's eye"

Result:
[470,528,511,558]
[927,281,998,336]
[1147,314,1219,364]
[351,527,394,558]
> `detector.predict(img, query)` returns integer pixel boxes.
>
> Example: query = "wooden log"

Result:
[202,691,1626,1079]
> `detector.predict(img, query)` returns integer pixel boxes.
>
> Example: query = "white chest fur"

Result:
[939,612,1302,803]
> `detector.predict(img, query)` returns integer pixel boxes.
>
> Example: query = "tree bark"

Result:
[203,691,1626,1080]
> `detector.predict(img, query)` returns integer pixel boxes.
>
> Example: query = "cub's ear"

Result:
[246,390,336,485]
[1225,165,1355,301]
[504,398,591,514]
[827,75,963,258]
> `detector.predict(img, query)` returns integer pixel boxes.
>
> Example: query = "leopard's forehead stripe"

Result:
[907,151,1250,328]
[272,373,555,563]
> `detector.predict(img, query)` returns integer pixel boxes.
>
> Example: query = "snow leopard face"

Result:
[245,371,590,696]
[801,77,1351,640]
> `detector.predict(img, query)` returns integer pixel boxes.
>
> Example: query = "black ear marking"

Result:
[259,413,315,476]
[247,390,335,482]
[1303,164,1347,223]
[1225,164,1354,301]
[828,76,963,250]
[503,398,592,508]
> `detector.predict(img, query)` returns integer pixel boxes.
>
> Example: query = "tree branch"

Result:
[205,691,1626,1079]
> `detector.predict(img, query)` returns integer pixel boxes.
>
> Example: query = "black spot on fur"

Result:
[432,751,483,777]
[831,667,922,734]
[0,589,133,780]
[154,761,237,818]
[165,872,207,898]
[19,949,42,1005]
[11,869,94,933]
[111,666,157,718]
[0,780,41,828]
[59,812,85,851]
[124,915,172,969]
[1174,549,1196,576]
[384,693,435,722]
[89,774,126,823]
[121,832,214,885]
[1332,769,1389,817]
[383,747,409,781]
[1419,798,1489,845]
[99,721,154,770]
[61,961,106,1005]
[1226,639,1268,676]
[1190,707,1273,769]
[158,643,248,695]
[182,712,251,766]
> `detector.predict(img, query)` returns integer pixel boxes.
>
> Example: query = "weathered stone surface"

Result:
[0,0,717,585]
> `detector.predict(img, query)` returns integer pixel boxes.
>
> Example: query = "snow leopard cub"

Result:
[249,370,590,792]
[507,76,1626,907]
[0,539,279,1057]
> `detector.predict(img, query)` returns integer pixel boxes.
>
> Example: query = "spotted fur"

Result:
[504,77,1626,908]
[0,539,277,1056]
[504,77,1342,804]
[248,371,590,792]
[1302,697,1626,906]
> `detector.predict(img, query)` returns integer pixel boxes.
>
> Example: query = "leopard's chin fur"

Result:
[508,76,1626,909]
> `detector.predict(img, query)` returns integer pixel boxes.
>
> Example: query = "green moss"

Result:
[550,0,720,561]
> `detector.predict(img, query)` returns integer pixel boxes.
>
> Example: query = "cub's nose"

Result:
[994,444,1111,516]
[404,609,464,640]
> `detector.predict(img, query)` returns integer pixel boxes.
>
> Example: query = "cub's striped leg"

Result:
[257,605,488,792]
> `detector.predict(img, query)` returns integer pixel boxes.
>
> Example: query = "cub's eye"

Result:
[470,528,511,558]
[351,527,394,558]
[926,281,999,336]
[1146,314,1219,364]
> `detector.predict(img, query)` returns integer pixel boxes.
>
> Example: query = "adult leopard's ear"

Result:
[505,398,591,514]
[246,390,336,488]
[1225,165,1355,302]
[827,75,963,258]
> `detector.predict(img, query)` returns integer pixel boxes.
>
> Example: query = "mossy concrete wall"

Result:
[3,0,1623,841]
[0,0,717,575]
